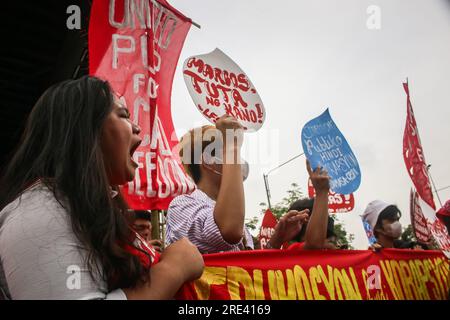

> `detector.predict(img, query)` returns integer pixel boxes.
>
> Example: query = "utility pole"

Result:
[263,153,304,209]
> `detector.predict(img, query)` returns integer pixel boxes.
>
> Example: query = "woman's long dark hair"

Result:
[0,76,148,290]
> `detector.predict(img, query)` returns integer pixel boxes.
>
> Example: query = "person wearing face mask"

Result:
[165,115,309,254]
[361,200,404,249]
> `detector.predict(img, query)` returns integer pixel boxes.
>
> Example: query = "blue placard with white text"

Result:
[301,108,361,194]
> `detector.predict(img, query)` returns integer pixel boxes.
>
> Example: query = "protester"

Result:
[362,200,408,249]
[0,76,203,300]
[285,162,346,251]
[132,210,164,253]
[165,116,310,253]
[437,200,450,236]
[318,216,349,250]
[286,199,338,249]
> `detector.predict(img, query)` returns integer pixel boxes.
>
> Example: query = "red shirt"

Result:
[287,242,306,250]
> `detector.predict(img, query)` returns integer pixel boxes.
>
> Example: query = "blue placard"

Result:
[362,218,377,246]
[301,108,361,194]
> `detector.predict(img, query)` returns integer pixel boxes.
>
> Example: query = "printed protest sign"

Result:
[308,178,354,213]
[259,209,277,249]
[183,48,265,131]
[301,108,361,194]
[89,0,196,209]
[417,196,450,259]
[410,189,432,244]
[362,218,377,246]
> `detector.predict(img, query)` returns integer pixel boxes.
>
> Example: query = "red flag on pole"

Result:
[259,209,277,249]
[89,0,196,210]
[402,82,450,258]
[402,81,436,210]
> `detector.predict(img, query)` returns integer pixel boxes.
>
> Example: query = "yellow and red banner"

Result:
[177,249,449,300]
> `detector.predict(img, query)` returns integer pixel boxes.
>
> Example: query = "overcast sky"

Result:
[169,0,450,249]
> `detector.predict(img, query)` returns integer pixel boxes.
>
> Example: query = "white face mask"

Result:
[385,221,402,239]
[203,154,249,181]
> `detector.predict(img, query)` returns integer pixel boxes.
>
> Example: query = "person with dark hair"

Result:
[165,117,310,253]
[271,161,334,251]
[132,210,163,253]
[0,76,203,300]
[287,198,314,246]
[285,167,343,251]
[361,200,404,249]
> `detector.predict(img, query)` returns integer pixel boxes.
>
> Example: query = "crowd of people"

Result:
[0,76,448,300]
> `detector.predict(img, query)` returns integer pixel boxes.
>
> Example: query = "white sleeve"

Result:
[0,186,127,300]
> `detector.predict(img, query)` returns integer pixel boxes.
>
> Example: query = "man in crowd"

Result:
[132,210,164,253]
[361,200,427,249]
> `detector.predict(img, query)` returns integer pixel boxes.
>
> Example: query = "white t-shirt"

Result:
[0,182,126,300]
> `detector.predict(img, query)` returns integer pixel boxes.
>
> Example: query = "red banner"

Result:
[259,209,277,249]
[403,82,435,210]
[177,249,449,300]
[308,179,354,213]
[89,0,195,210]
[410,189,432,244]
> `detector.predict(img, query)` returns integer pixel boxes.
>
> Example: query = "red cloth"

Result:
[89,0,195,210]
[122,231,160,269]
[286,242,305,250]
[177,248,450,300]
[437,200,450,218]
[402,82,436,210]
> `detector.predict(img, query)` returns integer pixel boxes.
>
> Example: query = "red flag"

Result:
[307,179,354,213]
[259,209,277,249]
[89,0,196,210]
[403,82,435,210]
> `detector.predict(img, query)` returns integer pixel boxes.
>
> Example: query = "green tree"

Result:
[259,182,304,219]
[401,224,438,249]
[245,216,260,232]
[333,218,355,249]
[401,224,415,243]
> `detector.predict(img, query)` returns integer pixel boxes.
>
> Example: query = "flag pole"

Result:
[427,165,443,207]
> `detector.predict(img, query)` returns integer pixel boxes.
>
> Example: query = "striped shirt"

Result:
[165,189,254,254]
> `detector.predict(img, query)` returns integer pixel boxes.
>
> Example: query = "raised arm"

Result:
[304,160,330,250]
[213,115,246,244]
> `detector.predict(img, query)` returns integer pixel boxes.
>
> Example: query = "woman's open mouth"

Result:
[129,140,142,167]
